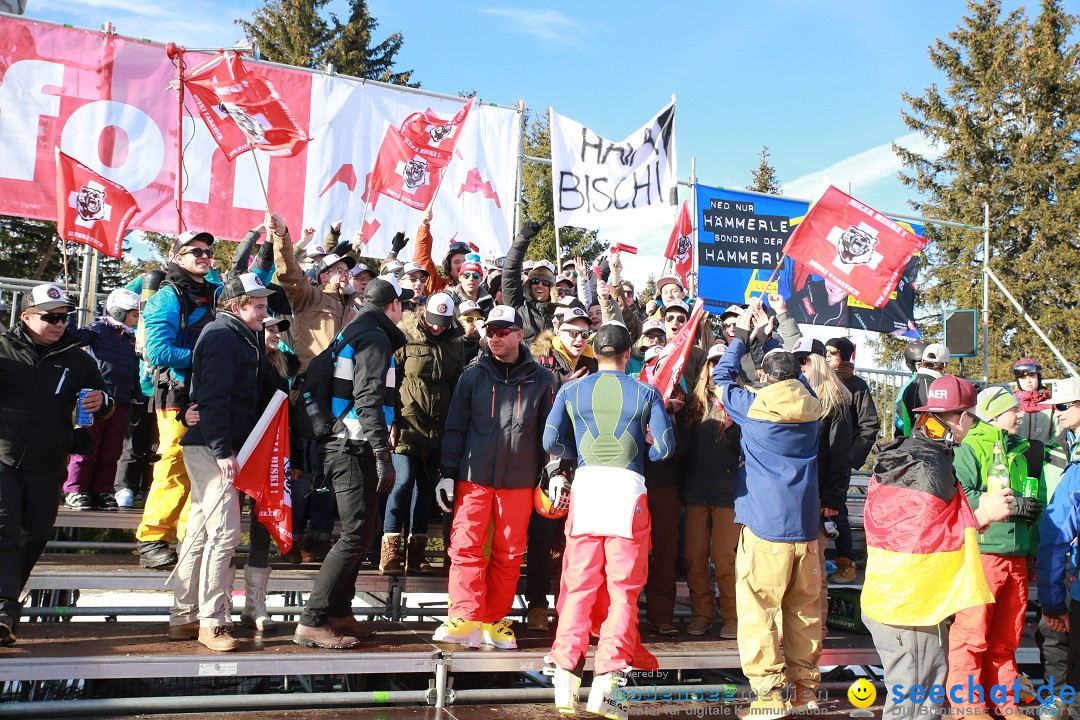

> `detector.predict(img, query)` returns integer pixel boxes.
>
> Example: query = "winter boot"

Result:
[827,557,857,584]
[240,565,277,632]
[406,534,433,575]
[379,533,404,575]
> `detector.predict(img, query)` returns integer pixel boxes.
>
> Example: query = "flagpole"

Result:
[59,236,71,296]
[690,157,698,298]
[251,152,271,212]
[547,107,563,267]
[166,43,186,235]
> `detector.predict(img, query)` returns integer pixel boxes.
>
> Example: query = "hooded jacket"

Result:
[818,403,853,513]
[142,262,221,411]
[953,421,1041,557]
[446,284,495,317]
[0,323,114,470]
[833,361,881,469]
[503,230,554,342]
[1036,433,1080,617]
[441,344,556,490]
[180,311,268,460]
[530,330,598,388]
[712,335,821,542]
[273,227,356,372]
[393,310,465,457]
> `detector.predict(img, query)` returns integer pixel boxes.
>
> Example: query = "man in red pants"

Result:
[432,305,556,649]
[542,322,675,719]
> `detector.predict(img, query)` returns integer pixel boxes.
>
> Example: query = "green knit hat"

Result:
[974,386,1020,422]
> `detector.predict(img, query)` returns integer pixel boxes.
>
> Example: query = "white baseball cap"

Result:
[458,300,484,317]
[27,283,75,312]
[425,292,456,329]
[922,343,951,363]
[485,305,519,329]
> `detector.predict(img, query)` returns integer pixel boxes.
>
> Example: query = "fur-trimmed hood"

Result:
[399,309,464,345]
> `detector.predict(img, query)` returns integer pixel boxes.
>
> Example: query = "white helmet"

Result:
[106,288,140,320]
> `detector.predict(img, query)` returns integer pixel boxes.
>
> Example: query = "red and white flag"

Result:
[639,298,705,403]
[55,149,139,259]
[664,200,693,288]
[783,186,928,308]
[184,51,309,160]
[365,97,474,211]
[234,391,293,554]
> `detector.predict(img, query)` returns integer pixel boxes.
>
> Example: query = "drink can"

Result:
[75,388,94,428]
[1024,476,1039,499]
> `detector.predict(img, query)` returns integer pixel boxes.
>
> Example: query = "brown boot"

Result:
[293,622,360,649]
[828,557,857,584]
[406,535,433,575]
[198,625,239,652]
[327,615,377,639]
[379,533,404,575]
[300,536,333,564]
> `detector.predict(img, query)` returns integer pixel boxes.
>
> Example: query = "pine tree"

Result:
[518,111,606,265]
[236,0,415,86]
[894,0,1080,379]
[748,145,783,195]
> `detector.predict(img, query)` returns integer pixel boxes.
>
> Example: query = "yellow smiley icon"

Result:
[848,678,877,708]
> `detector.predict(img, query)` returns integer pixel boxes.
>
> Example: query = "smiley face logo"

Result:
[848,678,877,708]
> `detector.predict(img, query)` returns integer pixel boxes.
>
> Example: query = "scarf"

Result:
[834,360,855,382]
[1016,387,1051,414]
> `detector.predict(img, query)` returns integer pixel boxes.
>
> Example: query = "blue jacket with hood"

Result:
[712,335,821,542]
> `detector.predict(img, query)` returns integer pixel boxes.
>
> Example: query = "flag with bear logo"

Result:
[664,200,693,289]
[781,185,928,308]
[184,50,309,160]
[365,97,474,211]
[55,149,139,259]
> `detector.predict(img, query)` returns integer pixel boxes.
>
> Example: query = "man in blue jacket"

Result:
[136,230,221,569]
[1036,377,1080,694]
[712,298,823,720]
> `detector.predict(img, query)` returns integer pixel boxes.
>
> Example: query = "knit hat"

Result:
[825,337,856,362]
[974,386,1020,422]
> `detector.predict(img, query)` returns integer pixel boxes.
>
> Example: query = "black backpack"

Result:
[290,321,365,441]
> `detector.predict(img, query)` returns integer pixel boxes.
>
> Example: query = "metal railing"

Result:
[0,276,109,328]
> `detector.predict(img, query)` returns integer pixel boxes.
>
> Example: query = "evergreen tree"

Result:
[519,111,606,265]
[894,0,1080,379]
[237,0,416,86]
[748,145,783,195]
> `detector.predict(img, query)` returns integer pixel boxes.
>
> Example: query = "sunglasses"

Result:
[1016,371,1038,379]
[799,356,812,365]
[623,289,635,296]
[406,272,429,281]
[461,272,483,280]
[564,271,578,278]
[1055,402,1077,412]
[644,333,667,343]
[665,314,687,323]
[555,287,573,297]
[490,327,520,339]
[33,311,70,325]
[462,316,484,325]
[180,247,214,259]
[530,279,553,287]
[722,321,737,328]
[561,328,590,340]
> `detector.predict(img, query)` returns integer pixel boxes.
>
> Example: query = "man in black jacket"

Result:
[170,273,273,652]
[824,337,881,584]
[432,305,556,650]
[293,276,409,650]
[503,221,556,342]
[0,284,113,645]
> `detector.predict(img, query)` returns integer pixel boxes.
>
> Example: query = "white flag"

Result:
[550,98,677,230]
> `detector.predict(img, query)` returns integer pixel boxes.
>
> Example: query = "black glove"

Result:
[1012,496,1043,522]
[374,448,396,494]
[391,231,409,254]
[520,220,544,240]
[331,239,352,256]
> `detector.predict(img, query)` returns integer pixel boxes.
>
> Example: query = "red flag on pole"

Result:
[639,298,705,403]
[234,391,293,554]
[663,200,693,288]
[55,149,138,259]
[184,51,309,160]
[782,186,928,308]
[366,98,474,211]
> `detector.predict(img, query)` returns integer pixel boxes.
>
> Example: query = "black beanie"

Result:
[825,337,855,362]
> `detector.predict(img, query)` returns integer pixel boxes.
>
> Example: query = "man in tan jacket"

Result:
[272,220,356,371]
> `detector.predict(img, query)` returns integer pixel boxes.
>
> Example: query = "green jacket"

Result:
[393,310,465,457]
[953,421,1044,557]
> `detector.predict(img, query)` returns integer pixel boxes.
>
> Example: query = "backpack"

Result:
[290,320,366,441]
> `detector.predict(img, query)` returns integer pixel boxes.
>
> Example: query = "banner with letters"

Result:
[0,16,520,259]
[549,99,677,230]
[695,185,923,338]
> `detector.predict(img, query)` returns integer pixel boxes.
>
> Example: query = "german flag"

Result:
[861,477,992,626]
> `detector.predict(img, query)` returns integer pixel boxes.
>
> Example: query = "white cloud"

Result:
[27,0,247,48]
[480,7,589,46]
[782,131,941,201]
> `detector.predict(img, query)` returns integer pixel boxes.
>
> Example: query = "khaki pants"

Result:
[684,504,740,625]
[735,526,822,695]
[817,529,830,628]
